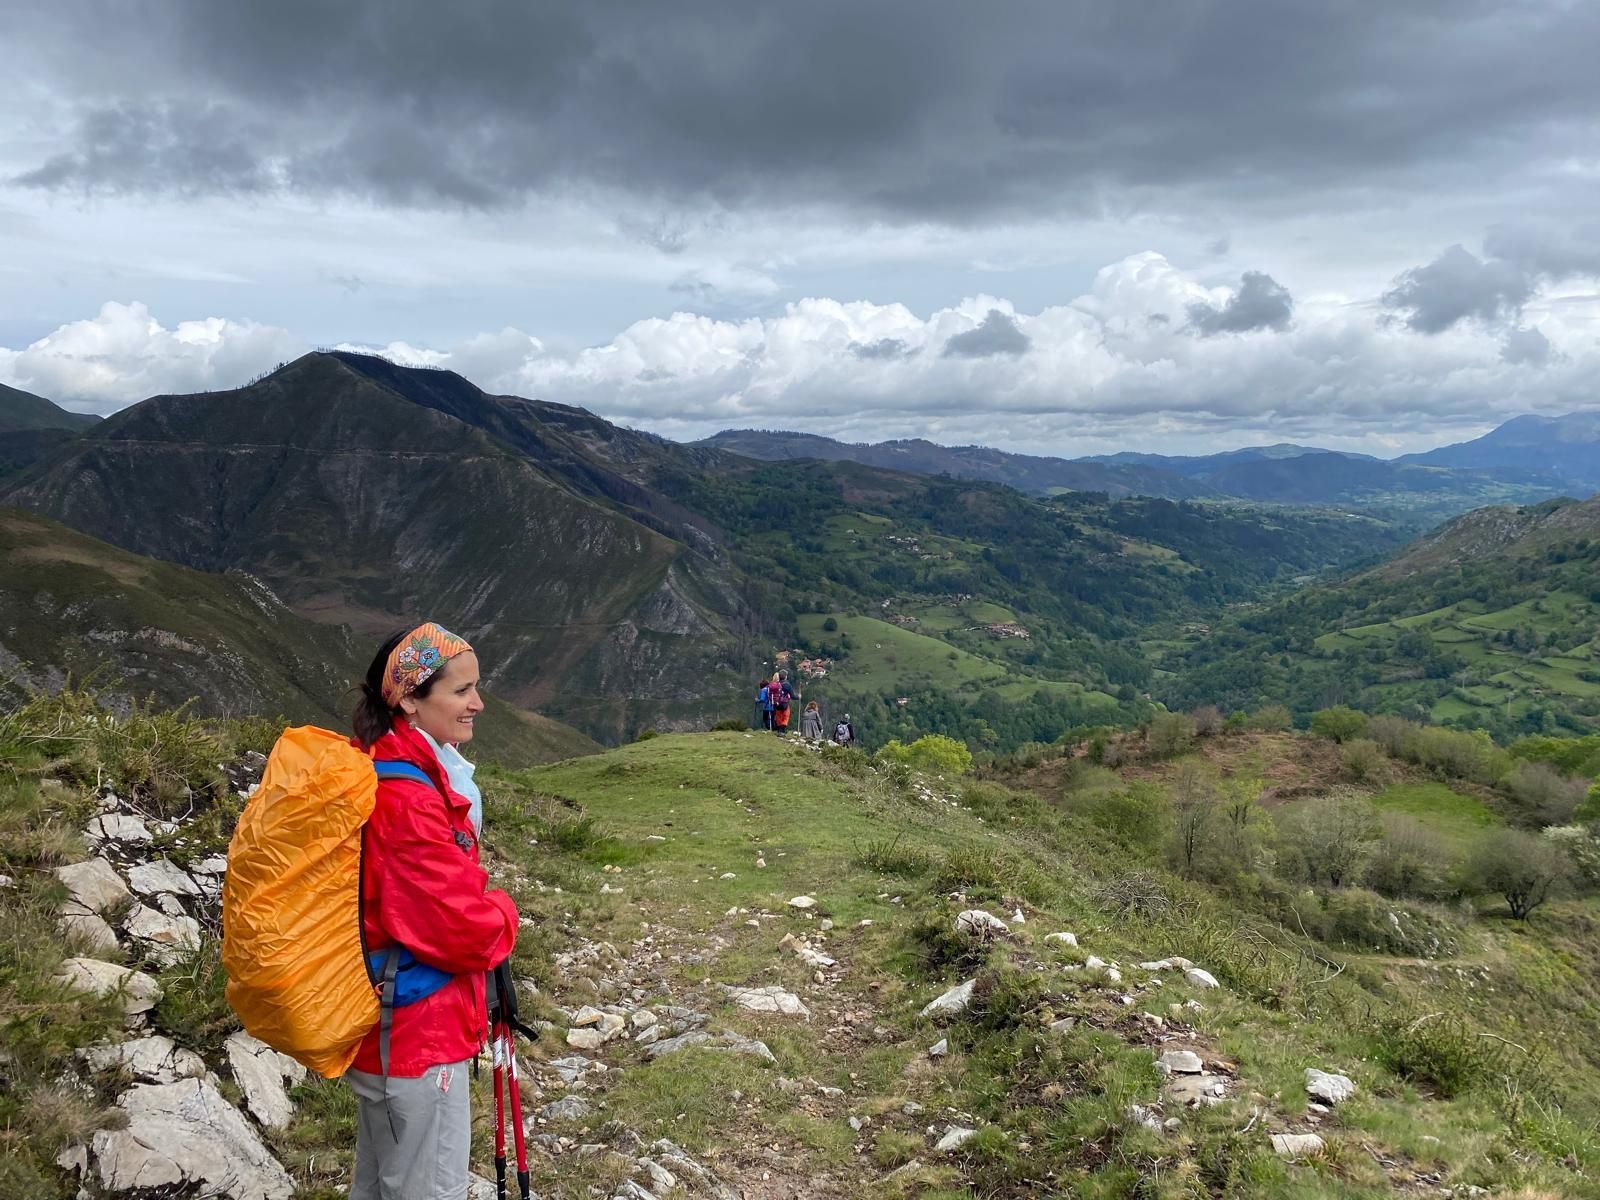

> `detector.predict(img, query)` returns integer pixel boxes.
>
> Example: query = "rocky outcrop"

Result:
[226,1031,309,1130]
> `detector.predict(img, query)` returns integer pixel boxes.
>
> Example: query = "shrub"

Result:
[822,617,838,632]
[1276,792,1380,889]
[153,941,239,1057]
[1310,705,1369,744]
[1367,714,1415,757]
[1466,830,1571,919]
[1503,760,1588,827]
[1247,704,1293,732]
[634,727,660,742]
[1147,712,1195,759]
[1366,814,1453,900]
[1084,782,1169,854]
[1375,1012,1498,1098]
[709,718,748,732]
[876,734,973,777]
[1341,738,1387,784]
[1191,705,1225,737]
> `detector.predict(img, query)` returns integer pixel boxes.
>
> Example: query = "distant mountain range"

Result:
[697,414,1600,519]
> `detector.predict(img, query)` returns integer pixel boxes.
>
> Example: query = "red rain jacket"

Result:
[351,717,518,1076]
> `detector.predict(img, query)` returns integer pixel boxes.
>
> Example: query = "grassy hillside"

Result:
[0,507,598,766]
[1165,497,1600,738]
[7,690,1600,1197]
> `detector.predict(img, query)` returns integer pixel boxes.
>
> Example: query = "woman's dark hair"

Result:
[352,627,443,748]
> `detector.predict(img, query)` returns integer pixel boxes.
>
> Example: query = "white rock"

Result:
[1304,1069,1357,1106]
[125,859,201,898]
[1158,1050,1205,1074]
[1085,956,1108,971]
[1167,957,1196,970]
[0,873,12,888]
[56,1143,89,1175]
[92,1078,294,1199]
[630,1009,658,1031]
[190,855,229,876]
[84,814,152,844]
[1105,967,1123,984]
[934,1126,978,1153]
[225,1032,307,1130]
[719,872,736,880]
[467,1171,498,1200]
[787,895,817,909]
[819,918,833,931]
[1139,960,1173,971]
[723,986,810,1017]
[1270,1132,1325,1158]
[566,1028,607,1050]
[1011,909,1026,924]
[57,858,132,913]
[63,908,123,955]
[1184,968,1220,990]
[571,1005,605,1027]
[919,979,976,1018]
[83,1036,206,1085]
[56,958,162,1015]
[954,909,1009,937]
[1127,1103,1163,1132]
[928,1039,948,1058]
[778,932,836,968]
[123,905,202,967]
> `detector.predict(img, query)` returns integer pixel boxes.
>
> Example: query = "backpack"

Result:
[834,721,851,743]
[221,726,450,1078]
[771,682,790,711]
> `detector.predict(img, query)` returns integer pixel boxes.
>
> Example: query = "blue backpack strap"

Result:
[373,760,436,788]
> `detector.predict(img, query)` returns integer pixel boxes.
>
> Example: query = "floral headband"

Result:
[382,622,473,708]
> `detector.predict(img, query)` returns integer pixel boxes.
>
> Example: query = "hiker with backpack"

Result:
[757,676,774,730]
[799,699,824,740]
[769,670,794,736]
[833,713,856,747]
[225,622,521,1200]
[344,624,520,1198]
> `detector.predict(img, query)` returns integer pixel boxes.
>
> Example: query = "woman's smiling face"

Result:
[401,651,483,746]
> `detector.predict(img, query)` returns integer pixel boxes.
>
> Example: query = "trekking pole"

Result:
[504,1020,531,1200]
[491,1026,508,1200]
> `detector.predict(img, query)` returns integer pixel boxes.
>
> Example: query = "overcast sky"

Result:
[3,1,1598,456]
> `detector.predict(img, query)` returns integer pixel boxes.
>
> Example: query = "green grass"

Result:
[1371,782,1502,852]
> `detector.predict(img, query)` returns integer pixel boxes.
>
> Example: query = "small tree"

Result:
[1147,712,1196,759]
[1311,705,1370,744]
[1467,830,1571,919]
[1342,738,1387,784]
[1168,760,1220,877]
[1503,760,1588,827]
[1247,705,1293,732]
[1278,791,1380,889]
[1366,814,1452,899]
[907,734,974,776]
[1191,705,1225,738]
[822,617,839,633]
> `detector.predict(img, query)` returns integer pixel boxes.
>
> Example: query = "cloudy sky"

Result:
[3,1,1598,456]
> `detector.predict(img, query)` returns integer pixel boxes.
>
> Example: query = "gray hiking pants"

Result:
[347,1059,471,1200]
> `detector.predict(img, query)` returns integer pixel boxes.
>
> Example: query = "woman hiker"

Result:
[799,699,824,740]
[348,622,520,1200]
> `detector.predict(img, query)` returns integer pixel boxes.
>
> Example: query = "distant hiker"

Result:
[758,677,775,730]
[768,672,793,739]
[347,624,519,1199]
[770,670,794,736]
[833,713,855,746]
[799,699,824,739]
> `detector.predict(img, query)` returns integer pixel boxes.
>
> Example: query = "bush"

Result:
[1503,760,1588,827]
[1084,782,1169,854]
[1466,829,1571,919]
[709,718,748,732]
[1341,738,1387,784]
[1366,814,1453,900]
[1191,705,1225,737]
[1276,792,1380,889]
[876,734,973,777]
[1147,712,1195,759]
[1367,715,1415,757]
[1247,705,1293,732]
[822,617,838,632]
[1315,888,1457,956]
[1310,705,1369,744]
[635,727,661,742]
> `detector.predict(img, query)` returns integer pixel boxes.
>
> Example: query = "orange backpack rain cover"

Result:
[222,726,379,1078]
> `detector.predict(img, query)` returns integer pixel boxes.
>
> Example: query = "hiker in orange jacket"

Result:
[348,623,519,1199]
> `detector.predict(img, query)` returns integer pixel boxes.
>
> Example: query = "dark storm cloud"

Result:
[852,337,912,361]
[1382,245,1534,333]
[943,310,1029,358]
[1186,271,1294,335]
[9,0,1600,220]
